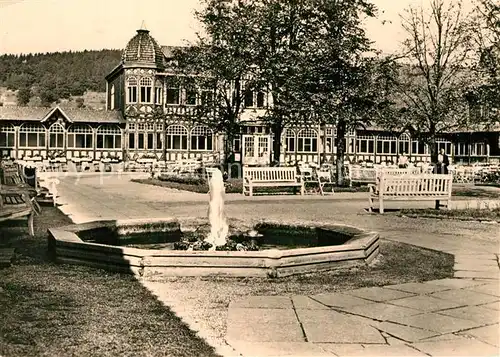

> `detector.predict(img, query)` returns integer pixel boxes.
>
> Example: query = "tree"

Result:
[173,0,262,165]
[17,87,32,106]
[392,0,474,162]
[467,0,499,125]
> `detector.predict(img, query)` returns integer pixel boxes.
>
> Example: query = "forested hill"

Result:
[0,49,122,105]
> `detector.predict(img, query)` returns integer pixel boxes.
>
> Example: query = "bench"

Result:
[0,185,39,237]
[243,167,304,196]
[368,173,453,214]
[350,166,422,186]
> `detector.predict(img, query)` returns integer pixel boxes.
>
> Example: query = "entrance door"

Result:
[242,135,271,166]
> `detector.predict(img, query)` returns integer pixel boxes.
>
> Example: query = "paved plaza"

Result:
[55,174,499,357]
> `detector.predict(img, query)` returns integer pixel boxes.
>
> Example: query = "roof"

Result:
[0,106,125,124]
[161,45,185,60]
[123,28,165,68]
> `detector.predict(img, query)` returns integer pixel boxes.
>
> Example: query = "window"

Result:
[356,135,375,154]
[297,129,318,153]
[233,137,241,152]
[67,124,93,149]
[96,125,121,149]
[201,90,213,106]
[19,123,45,148]
[190,126,213,151]
[129,133,135,149]
[435,139,452,155]
[166,87,180,105]
[127,77,138,103]
[398,133,410,155]
[376,135,397,154]
[285,129,296,152]
[471,142,486,156]
[156,132,163,149]
[140,77,153,103]
[0,125,15,147]
[256,92,265,108]
[166,125,188,150]
[411,140,427,155]
[244,90,254,108]
[110,84,115,110]
[155,81,163,105]
[455,142,468,156]
[186,89,197,106]
[49,124,64,148]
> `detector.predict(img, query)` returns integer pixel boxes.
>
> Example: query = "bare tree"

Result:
[395,0,474,161]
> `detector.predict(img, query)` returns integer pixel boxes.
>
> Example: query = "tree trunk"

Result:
[336,120,347,186]
[272,123,283,165]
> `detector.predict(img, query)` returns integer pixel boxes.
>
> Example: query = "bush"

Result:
[158,174,206,186]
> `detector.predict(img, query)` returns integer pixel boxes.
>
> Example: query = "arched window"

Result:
[284,129,296,153]
[0,124,15,148]
[356,134,375,154]
[127,77,138,103]
[97,125,121,149]
[297,128,318,153]
[110,84,115,110]
[140,77,152,103]
[49,124,64,148]
[376,135,397,154]
[67,124,93,149]
[398,133,410,155]
[19,123,45,148]
[190,126,213,151]
[166,125,188,150]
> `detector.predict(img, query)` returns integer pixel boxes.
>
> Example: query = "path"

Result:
[55,174,500,356]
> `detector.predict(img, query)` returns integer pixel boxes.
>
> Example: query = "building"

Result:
[1,26,498,165]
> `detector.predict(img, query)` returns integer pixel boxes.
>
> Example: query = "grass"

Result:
[452,186,500,199]
[400,207,500,221]
[0,207,220,357]
[132,177,370,194]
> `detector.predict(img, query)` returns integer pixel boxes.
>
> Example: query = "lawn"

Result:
[400,207,500,221]
[0,207,220,357]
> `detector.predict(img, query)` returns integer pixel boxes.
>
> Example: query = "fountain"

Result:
[205,169,229,250]
[48,170,380,277]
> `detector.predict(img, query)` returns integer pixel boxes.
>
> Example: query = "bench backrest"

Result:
[350,166,422,183]
[243,167,298,182]
[379,173,453,196]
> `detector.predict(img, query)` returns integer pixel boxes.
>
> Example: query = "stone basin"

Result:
[47,217,379,278]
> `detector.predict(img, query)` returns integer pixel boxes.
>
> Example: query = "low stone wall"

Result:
[48,218,380,278]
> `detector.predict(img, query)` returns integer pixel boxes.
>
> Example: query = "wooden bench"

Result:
[243,167,304,196]
[350,166,422,186]
[0,185,39,237]
[368,173,453,214]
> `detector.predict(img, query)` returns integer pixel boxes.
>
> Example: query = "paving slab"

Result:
[227,308,297,325]
[454,263,500,272]
[453,254,498,261]
[342,287,415,302]
[424,278,489,289]
[387,312,485,334]
[479,301,500,311]
[387,294,463,312]
[459,323,500,347]
[376,321,439,342]
[292,295,330,310]
[229,341,334,356]
[411,336,499,356]
[338,301,422,321]
[454,270,500,280]
[429,289,500,306]
[465,282,500,297]
[301,319,385,343]
[315,343,367,356]
[226,321,305,343]
[437,305,500,325]
[384,282,452,295]
[311,293,372,309]
[229,296,292,309]
[327,343,428,356]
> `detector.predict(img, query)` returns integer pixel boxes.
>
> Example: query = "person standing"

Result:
[436,148,449,174]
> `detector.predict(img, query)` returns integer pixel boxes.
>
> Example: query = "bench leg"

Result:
[435,200,440,210]
[379,197,384,214]
[249,184,253,197]
[300,183,305,196]
[27,212,35,237]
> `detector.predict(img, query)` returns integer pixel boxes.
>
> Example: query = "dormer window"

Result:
[110,85,115,110]
[127,77,138,103]
[140,77,152,103]
[166,87,180,105]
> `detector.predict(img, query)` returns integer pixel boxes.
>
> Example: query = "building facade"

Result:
[1,26,498,165]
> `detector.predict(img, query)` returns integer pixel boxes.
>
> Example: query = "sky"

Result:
[0,0,475,56]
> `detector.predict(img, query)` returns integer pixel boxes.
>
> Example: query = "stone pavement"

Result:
[54,174,500,357]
